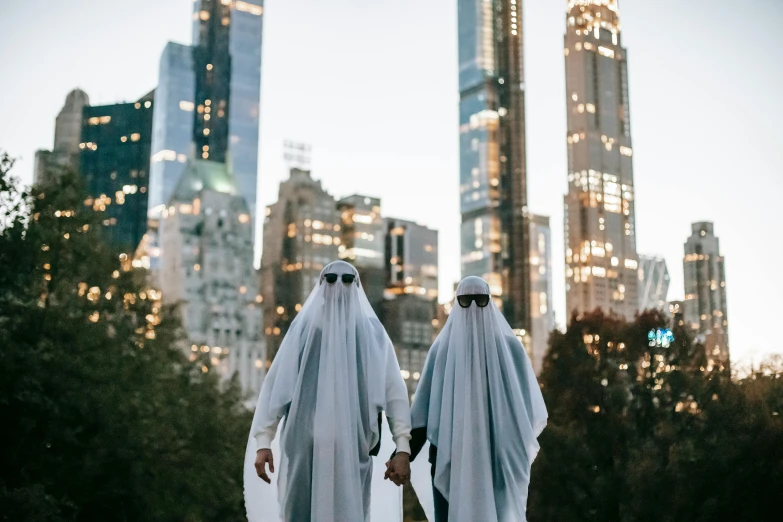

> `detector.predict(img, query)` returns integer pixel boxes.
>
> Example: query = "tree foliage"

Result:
[529,310,783,522]
[0,153,251,521]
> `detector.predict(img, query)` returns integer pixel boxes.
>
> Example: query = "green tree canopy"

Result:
[0,153,251,521]
[529,310,783,522]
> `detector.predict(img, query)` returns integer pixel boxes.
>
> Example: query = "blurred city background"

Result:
[1,0,781,521]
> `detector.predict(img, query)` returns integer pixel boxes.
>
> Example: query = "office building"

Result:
[158,160,264,394]
[457,0,530,332]
[563,0,640,321]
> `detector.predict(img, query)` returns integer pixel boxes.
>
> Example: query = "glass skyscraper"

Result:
[683,222,729,369]
[563,0,639,321]
[528,213,554,374]
[638,255,670,312]
[148,0,263,234]
[79,92,155,255]
[458,0,530,332]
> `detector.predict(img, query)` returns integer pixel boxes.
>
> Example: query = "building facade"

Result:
[148,0,263,240]
[457,0,530,332]
[79,92,154,255]
[563,0,639,321]
[34,89,90,185]
[385,218,439,301]
[638,255,670,311]
[683,222,729,368]
[337,195,386,313]
[260,168,340,364]
[383,217,438,397]
[158,160,264,395]
[528,214,554,374]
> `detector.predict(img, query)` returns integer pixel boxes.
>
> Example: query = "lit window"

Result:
[180,100,195,111]
[144,101,152,108]
[130,133,141,142]
[598,46,615,59]
[151,150,177,163]
[234,1,263,15]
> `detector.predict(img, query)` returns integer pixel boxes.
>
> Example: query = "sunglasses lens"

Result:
[324,273,338,284]
[342,274,356,284]
[457,295,472,308]
[475,295,490,308]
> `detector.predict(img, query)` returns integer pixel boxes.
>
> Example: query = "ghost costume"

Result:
[244,261,411,522]
[408,276,548,522]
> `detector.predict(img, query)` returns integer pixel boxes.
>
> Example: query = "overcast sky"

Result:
[1,0,781,366]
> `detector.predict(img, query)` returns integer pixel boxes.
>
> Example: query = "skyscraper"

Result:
[638,255,670,311]
[528,214,554,374]
[158,160,264,394]
[260,168,340,364]
[34,89,90,185]
[148,0,263,235]
[382,218,439,398]
[79,92,154,254]
[563,0,639,321]
[385,218,439,301]
[337,195,386,313]
[683,222,729,368]
[457,0,530,332]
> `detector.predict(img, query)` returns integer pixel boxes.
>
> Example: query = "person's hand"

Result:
[384,452,410,486]
[255,448,274,484]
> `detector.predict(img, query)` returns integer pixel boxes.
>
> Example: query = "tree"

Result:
[528,309,782,522]
[0,153,252,521]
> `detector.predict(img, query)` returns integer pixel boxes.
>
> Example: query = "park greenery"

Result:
[2,152,781,521]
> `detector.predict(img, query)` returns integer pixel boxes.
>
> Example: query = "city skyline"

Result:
[1,0,782,365]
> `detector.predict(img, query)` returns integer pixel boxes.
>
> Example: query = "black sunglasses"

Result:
[323,273,356,284]
[457,294,490,308]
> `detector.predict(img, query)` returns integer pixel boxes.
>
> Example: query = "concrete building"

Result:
[563,0,640,321]
[34,89,90,184]
[528,214,554,374]
[457,0,531,332]
[683,222,729,369]
[260,168,340,364]
[158,160,264,394]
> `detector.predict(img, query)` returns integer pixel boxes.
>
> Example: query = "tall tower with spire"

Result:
[563,0,640,321]
[457,0,530,334]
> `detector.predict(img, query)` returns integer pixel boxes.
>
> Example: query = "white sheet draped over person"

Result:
[408,276,548,522]
[243,260,412,522]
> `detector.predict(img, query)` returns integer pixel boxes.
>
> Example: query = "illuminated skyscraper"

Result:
[528,214,554,374]
[563,0,639,321]
[149,0,263,238]
[158,160,264,395]
[458,0,530,332]
[337,195,386,313]
[260,168,340,364]
[683,222,729,368]
[79,93,155,255]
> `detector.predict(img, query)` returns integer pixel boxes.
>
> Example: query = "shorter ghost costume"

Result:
[244,261,411,522]
[409,276,548,522]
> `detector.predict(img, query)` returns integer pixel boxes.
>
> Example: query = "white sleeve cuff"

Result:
[394,436,411,455]
[255,432,273,451]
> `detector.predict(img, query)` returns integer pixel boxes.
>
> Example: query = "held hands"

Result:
[255,449,275,484]
[384,452,411,486]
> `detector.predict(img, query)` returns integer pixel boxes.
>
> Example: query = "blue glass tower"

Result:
[149,0,263,232]
[458,0,530,332]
